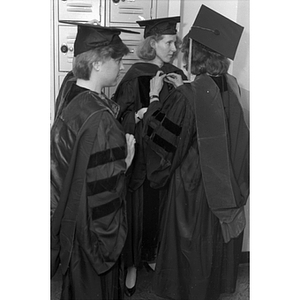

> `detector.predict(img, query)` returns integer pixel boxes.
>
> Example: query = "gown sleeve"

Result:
[79,109,128,273]
[113,80,137,134]
[142,89,196,189]
[85,109,127,237]
[54,71,75,119]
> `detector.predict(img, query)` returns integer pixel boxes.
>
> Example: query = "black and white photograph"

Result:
[50,1,249,299]
[1,1,299,300]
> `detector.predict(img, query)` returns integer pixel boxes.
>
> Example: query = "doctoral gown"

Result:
[51,81,128,300]
[142,73,249,300]
[54,71,76,120]
[113,62,187,266]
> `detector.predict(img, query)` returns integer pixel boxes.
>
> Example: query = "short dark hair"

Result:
[73,40,129,80]
[181,35,230,76]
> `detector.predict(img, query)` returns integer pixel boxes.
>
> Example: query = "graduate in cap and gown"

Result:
[50,21,138,299]
[112,16,187,296]
[142,5,249,300]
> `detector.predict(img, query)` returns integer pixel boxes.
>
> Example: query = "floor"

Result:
[51,263,249,300]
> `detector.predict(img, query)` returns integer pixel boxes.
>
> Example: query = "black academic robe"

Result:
[51,81,128,299]
[142,73,249,300]
[54,71,76,120]
[113,62,187,266]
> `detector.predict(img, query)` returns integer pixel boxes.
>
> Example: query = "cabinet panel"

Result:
[57,62,133,99]
[52,0,165,113]
[58,25,142,72]
[106,61,132,98]
[57,73,69,98]
[107,0,152,26]
[120,28,143,60]
[58,0,101,21]
[58,25,77,72]
[120,28,143,42]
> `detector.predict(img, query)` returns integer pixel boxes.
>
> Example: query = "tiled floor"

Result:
[51,263,249,300]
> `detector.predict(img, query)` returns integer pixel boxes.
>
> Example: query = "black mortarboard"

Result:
[188,5,244,60]
[59,21,139,57]
[136,16,180,39]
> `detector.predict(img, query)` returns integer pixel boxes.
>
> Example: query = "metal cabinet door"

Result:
[107,0,153,27]
[58,25,77,72]
[58,0,101,21]
[106,61,132,98]
[120,28,143,60]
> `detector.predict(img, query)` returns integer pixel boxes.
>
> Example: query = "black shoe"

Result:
[124,284,136,297]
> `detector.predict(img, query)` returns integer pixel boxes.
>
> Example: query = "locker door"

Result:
[58,0,101,21]
[106,62,132,98]
[120,28,143,61]
[57,25,142,74]
[58,25,77,72]
[107,0,153,27]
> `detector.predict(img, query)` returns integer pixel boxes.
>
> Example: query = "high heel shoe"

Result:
[124,284,136,297]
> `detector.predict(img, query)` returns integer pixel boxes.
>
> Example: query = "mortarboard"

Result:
[59,20,140,57]
[136,16,180,39]
[188,5,244,60]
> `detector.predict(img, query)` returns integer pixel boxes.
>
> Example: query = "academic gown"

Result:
[142,73,249,300]
[112,62,187,266]
[51,81,128,300]
[54,71,76,120]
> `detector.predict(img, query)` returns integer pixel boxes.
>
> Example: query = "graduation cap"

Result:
[188,5,244,60]
[59,20,140,57]
[136,16,180,39]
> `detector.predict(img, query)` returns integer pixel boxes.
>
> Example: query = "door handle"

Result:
[60,44,73,54]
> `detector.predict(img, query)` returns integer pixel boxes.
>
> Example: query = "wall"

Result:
[180,0,250,252]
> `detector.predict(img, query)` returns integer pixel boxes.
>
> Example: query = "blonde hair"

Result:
[136,34,182,62]
[136,35,164,61]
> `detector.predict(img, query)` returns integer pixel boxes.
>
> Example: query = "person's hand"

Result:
[149,70,166,98]
[125,133,136,170]
[135,107,148,123]
[164,73,184,88]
